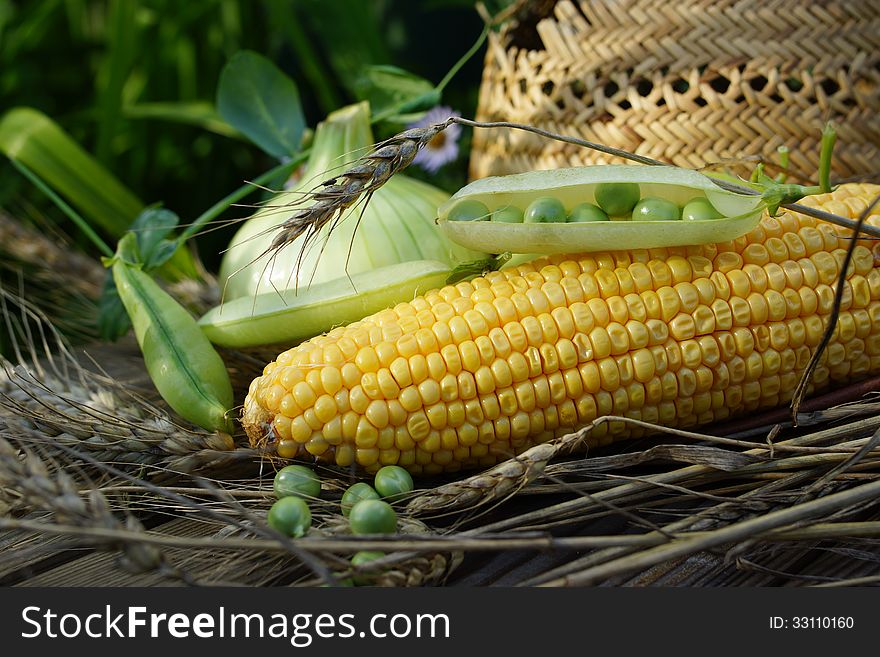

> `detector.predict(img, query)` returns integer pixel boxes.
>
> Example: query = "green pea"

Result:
[341,482,380,517]
[682,197,722,221]
[594,182,641,216]
[491,206,524,223]
[267,496,311,537]
[567,203,609,223]
[348,499,397,535]
[523,197,566,223]
[273,465,321,499]
[632,197,681,221]
[111,234,233,433]
[447,199,490,222]
[373,465,414,501]
[351,551,385,586]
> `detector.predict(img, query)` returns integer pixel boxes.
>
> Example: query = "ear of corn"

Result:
[242,183,880,476]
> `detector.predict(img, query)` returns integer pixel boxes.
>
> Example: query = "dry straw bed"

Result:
[2,367,880,586]
[1,283,879,586]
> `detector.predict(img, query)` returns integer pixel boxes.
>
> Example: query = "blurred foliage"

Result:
[0,0,498,269]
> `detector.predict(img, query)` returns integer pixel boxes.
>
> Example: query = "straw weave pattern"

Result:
[470,0,880,180]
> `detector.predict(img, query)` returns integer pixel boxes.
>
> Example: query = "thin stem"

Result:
[749,162,763,183]
[542,477,880,586]
[775,146,790,184]
[436,23,490,93]
[11,159,113,257]
[819,122,836,193]
[452,117,660,165]
[176,156,302,244]
[5,517,878,556]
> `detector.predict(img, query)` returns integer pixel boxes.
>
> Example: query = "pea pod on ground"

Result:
[111,234,234,433]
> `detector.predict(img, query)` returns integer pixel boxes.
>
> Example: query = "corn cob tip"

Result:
[242,392,275,450]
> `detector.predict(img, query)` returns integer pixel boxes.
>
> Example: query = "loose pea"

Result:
[447,199,490,222]
[524,197,566,223]
[348,499,397,535]
[594,182,641,216]
[267,496,311,537]
[273,465,321,499]
[341,482,380,517]
[351,551,385,586]
[632,197,681,221]
[373,465,414,501]
[682,197,722,221]
[491,206,524,223]
[567,203,609,223]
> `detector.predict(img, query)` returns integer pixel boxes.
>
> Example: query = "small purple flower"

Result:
[408,106,462,173]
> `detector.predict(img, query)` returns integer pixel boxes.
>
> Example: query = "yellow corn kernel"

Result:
[390,357,413,388]
[399,385,422,413]
[396,334,418,360]
[409,354,428,385]
[355,417,379,449]
[313,395,337,424]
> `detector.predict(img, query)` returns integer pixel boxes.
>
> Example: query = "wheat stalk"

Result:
[0,336,247,479]
[268,125,446,249]
[0,213,102,347]
[0,211,104,297]
[406,405,880,516]
[0,436,188,579]
[260,123,450,278]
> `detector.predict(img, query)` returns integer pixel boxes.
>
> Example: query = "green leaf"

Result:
[0,107,142,236]
[130,207,180,270]
[354,65,437,120]
[395,89,442,116]
[216,50,305,159]
[98,273,132,341]
[446,253,511,284]
[151,240,181,270]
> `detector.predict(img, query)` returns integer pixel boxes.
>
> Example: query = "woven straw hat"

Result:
[470,0,880,182]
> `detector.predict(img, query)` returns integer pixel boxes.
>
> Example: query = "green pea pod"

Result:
[111,235,234,433]
[199,259,452,349]
[437,165,765,254]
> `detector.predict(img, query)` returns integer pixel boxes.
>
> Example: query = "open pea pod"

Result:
[199,260,452,349]
[437,165,764,254]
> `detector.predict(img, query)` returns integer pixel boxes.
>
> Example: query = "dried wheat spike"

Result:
[338,515,462,587]
[0,359,238,479]
[406,442,560,515]
[267,123,450,255]
[0,437,169,574]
